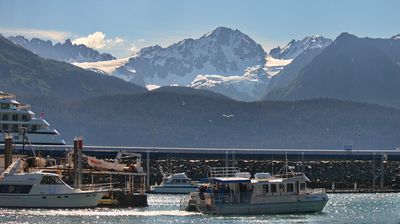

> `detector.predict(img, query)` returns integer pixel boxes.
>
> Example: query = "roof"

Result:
[200,177,251,184]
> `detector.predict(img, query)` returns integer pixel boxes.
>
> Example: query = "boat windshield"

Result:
[40,176,64,185]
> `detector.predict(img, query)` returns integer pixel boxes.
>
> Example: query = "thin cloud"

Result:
[72,32,125,50]
[0,27,70,42]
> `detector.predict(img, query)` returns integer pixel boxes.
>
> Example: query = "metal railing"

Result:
[208,167,240,178]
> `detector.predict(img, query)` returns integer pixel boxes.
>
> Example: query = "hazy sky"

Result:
[1,0,399,57]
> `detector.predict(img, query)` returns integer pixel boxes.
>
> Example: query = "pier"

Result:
[2,143,400,196]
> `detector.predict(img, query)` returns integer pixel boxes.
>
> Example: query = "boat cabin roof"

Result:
[167,173,190,179]
[201,177,251,184]
[253,174,310,184]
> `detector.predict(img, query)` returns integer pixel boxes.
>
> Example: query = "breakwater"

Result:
[148,159,400,190]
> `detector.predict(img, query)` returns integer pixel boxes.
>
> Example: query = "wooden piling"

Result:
[73,137,83,189]
[4,133,13,169]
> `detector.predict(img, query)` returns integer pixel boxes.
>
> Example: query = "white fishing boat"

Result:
[0,159,105,208]
[150,173,198,194]
[181,166,328,215]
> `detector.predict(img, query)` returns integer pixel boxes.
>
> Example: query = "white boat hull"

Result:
[0,133,65,145]
[201,199,328,215]
[0,191,105,208]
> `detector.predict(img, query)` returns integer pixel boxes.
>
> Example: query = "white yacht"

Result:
[0,91,65,145]
[0,159,105,208]
[150,173,198,194]
[181,167,328,215]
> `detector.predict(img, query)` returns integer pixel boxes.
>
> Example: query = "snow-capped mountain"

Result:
[264,32,400,108]
[269,35,332,60]
[7,36,115,63]
[391,34,400,40]
[189,66,268,101]
[263,55,293,77]
[109,27,267,100]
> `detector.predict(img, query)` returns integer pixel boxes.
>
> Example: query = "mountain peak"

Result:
[204,26,236,36]
[64,39,73,45]
[7,35,115,63]
[109,27,266,101]
[335,32,359,41]
[270,35,332,59]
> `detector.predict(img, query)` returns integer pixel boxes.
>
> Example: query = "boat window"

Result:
[287,183,294,192]
[182,179,190,184]
[279,183,285,192]
[12,114,19,121]
[2,113,8,121]
[300,182,306,190]
[31,125,38,132]
[271,184,277,193]
[263,184,269,193]
[2,124,9,131]
[0,184,33,194]
[40,176,64,185]
[12,124,19,132]
[1,103,10,110]
[171,179,177,184]
[21,114,28,121]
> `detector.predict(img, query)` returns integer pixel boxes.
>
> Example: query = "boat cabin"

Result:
[163,173,193,185]
[199,172,310,205]
[0,172,76,195]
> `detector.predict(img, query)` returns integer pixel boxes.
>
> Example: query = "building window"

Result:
[2,114,9,121]
[263,184,269,194]
[271,184,277,193]
[287,183,294,192]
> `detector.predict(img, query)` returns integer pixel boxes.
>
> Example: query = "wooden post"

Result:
[73,137,78,188]
[301,152,305,174]
[78,137,83,189]
[372,152,376,191]
[146,150,150,190]
[225,150,229,167]
[4,133,13,169]
[128,175,132,194]
[232,150,235,167]
[380,153,385,191]
[73,137,82,189]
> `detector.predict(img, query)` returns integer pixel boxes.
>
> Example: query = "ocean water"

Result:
[1,193,400,224]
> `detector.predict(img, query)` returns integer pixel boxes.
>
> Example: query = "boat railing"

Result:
[304,188,326,194]
[81,182,120,191]
[208,167,240,178]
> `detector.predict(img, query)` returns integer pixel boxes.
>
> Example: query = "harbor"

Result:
[3,144,400,191]
[1,91,400,222]
[2,193,400,223]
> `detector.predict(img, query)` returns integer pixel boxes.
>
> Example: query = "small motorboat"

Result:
[87,151,143,173]
[150,173,198,194]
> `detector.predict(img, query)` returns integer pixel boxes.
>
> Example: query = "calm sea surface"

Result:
[1,193,400,223]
